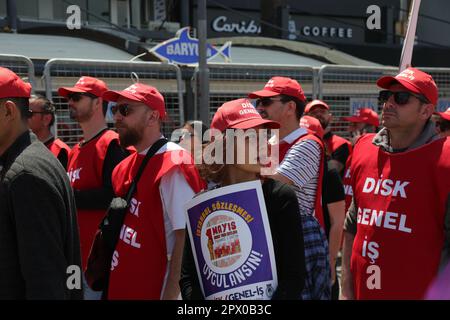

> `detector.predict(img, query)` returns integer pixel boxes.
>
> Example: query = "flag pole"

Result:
[399,0,422,71]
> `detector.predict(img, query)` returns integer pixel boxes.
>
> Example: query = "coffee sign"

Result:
[212,16,261,35]
[205,8,365,44]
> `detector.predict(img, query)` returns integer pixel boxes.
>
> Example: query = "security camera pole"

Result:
[198,0,210,125]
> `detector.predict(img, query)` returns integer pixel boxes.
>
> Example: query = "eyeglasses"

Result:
[378,90,429,105]
[67,92,98,102]
[28,110,51,116]
[255,97,285,107]
[111,103,131,117]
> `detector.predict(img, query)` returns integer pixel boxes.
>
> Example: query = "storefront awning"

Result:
[0,33,140,61]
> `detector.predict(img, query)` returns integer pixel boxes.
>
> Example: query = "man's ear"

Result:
[421,104,435,120]
[3,100,20,121]
[43,113,53,127]
[287,101,297,116]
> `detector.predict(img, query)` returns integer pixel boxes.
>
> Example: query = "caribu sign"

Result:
[149,27,232,64]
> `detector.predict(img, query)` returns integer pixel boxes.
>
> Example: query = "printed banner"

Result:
[184,180,277,300]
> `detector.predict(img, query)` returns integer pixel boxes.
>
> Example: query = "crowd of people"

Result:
[0,65,449,300]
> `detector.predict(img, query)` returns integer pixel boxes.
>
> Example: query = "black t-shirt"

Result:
[180,178,306,300]
[322,162,345,239]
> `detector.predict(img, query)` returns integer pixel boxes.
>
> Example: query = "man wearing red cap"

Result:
[341,67,450,300]
[249,77,331,300]
[434,107,450,138]
[343,107,379,145]
[102,83,204,299]
[0,67,82,299]
[305,99,352,177]
[58,76,129,297]
[28,95,71,169]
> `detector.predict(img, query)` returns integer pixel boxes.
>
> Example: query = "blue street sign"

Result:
[149,27,232,65]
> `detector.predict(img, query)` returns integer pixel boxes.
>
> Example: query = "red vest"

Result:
[350,134,450,299]
[107,149,205,300]
[278,131,325,229]
[324,134,352,158]
[47,138,71,160]
[67,130,119,269]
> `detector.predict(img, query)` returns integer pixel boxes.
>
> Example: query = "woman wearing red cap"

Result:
[180,98,307,299]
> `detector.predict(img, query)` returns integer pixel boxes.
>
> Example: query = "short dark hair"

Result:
[0,97,31,120]
[185,120,209,143]
[30,95,56,127]
[280,95,306,121]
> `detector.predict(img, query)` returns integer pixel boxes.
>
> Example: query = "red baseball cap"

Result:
[0,67,32,99]
[103,83,166,118]
[377,67,438,106]
[300,115,324,138]
[248,76,306,102]
[210,98,280,134]
[436,107,450,121]
[305,99,330,113]
[58,76,108,98]
[343,108,379,127]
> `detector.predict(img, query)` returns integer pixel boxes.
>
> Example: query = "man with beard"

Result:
[102,83,204,299]
[305,100,352,176]
[341,67,450,299]
[28,95,71,169]
[58,77,129,298]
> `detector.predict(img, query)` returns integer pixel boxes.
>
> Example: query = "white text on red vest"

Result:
[357,207,412,233]
[362,177,410,198]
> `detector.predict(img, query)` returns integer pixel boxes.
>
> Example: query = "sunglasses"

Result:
[111,103,132,117]
[67,92,98,102]
[378,90,429,105]
[255,97,285,107]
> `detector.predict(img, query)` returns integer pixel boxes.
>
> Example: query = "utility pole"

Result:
[260,0,288,38]
[197,0,210,125]
[6,0,18,33]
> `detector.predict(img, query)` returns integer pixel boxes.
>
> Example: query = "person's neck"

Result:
[80,116,107,142]
[279,118,300,140]
[35,129,53,143]
[0,125,28,157]
[388,123,425,150]
[222,166,259,186]
[136,130,162,153]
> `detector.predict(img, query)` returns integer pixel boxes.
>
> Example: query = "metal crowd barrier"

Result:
[6,54,450,144]
[0,54,36,92]
[318,65,398,138]
[43,58,184,146]
[192,63,317,122]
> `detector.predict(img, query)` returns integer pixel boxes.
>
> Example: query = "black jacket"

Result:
[0,131,83,299]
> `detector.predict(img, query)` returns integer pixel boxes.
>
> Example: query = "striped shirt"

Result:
[276,128,321,216]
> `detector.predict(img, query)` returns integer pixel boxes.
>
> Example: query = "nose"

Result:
[383,95,397,110]
[113,110,123,122]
